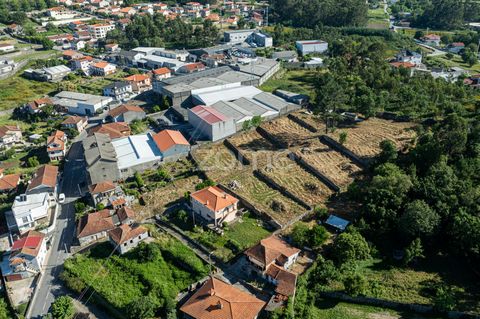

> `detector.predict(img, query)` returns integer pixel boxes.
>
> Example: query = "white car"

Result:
[58,193,66,204]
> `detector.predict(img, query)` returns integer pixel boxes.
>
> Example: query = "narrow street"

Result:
[27,141,86,319]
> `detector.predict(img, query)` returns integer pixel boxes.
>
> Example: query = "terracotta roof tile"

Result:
[77,209,114,238]
[88,122,131,139]
[124,74,150,82]
[190,186,238,212]
[11,230,45,257]
[26,165,58,192]
[62,115,87,125]
[265,263,297,296]
[152,129,189,153]
[108,224,147,245]
[245,236,300,268]
[180,276,265,319]
[117,206,135,222]
[107,104,144,118]
[89,181,116,194]
[0,174,20,191]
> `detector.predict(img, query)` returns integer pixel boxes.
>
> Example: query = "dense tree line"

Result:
[313,36,475,118]
[106,13,219,49]
[392,0,480,29]
[0,0,56,24]
[269,0,368,28]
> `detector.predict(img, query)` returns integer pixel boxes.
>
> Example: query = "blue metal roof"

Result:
[325,215,350,231]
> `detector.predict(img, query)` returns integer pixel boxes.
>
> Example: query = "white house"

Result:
[190,186,239,227]
[0,125,22,149]
[53,91,113,116]
[88,23,115,39]
[1,231,47,282]
[0,43,15,53]
[8,193,52,234]
[90,61,116,76]
[46,130,67,161]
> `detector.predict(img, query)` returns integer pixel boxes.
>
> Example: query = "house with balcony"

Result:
[103,81,133,101]
[0,125,22,150]
[124,74,152,93]
[90,61,116,76]
[46,130,67,161]
[190,186,239,227]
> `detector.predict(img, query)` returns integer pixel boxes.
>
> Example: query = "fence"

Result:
[319,135,369,169]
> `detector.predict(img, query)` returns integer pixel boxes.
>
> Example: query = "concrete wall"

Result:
[113,231,148,254]
[161,144,190,159]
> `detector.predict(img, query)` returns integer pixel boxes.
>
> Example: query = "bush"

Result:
[96,203,105,210]
[291,223,310,247]
[333,231,371,264]
[344,274,368,297]
[195,179,215,191]
[134,172,145,188]
[310,225,329,247]
[51,296,74,319]
[74,201,86,214]
[27,156,40,167]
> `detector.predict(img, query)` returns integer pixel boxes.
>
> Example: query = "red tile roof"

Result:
[108,224,147,245]
[0,125,21,138]
[88,122,131,139]
[265,263,297,296]
[27,165,58,192]
[124,74,150,82]
[62,115,87,125]
[0,174,20,191]
[117,206,135,222]
[390,61,415,69]
[152,129,189,153]
[107,104,144,118]
[180,276,265,319]
[190,105,229,124]
[183,62,205,72]
[77,209,114,238]
[89,181,116,194]
[245,236,300,268]
[152,67,171,75]
[92,61,110,69]
[191,186,238,212]
[11,230,45,257]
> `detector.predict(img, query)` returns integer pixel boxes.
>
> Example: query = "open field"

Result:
[329,119,416,160]
[228,129,280,167]
[260,116,319,147]
[367,7,389,29]
[192,142,244,181]
[294,141,362,188]
[134,175,202,221]
[260,69,319,100]
[261,156,333,206]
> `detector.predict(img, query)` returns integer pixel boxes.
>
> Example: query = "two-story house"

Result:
[190,186,239,227]
[76,209,115,246]
[89,180,124,207]
[0,125,22,150]
[124,74,152,93]
[152,129,190,160]
[90,61,116,76]
[61,115,88,134]
[1,231,47,282]
[103,81,133,101]
[46,130,67,161]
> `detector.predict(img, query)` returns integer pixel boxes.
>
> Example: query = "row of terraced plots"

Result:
[192,111,416,228]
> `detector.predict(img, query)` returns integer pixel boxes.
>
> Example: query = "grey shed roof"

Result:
[82,132,117,166]
[231,97,274,116]
[253,92,290,111]
[104,81,131,90]
[44,65,71,75]
[210,100,253,121]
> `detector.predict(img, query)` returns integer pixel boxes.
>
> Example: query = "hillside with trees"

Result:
[269,0,368,28]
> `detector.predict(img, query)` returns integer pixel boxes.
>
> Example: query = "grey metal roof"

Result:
[44,65,71,75]
[210,100,253,121]
[231,97,275,117]
[82,132,117,166]
[252,92,291,111]
[236,58,278,77]
[104,81,131,90]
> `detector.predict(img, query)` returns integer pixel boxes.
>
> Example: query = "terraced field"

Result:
[260,116,319,147]
[227,130,282,168]
[261,156,334,206]
[329,118,416,159]
[294,140,362,188]
[292,112,327,133]
[191,142,243,181]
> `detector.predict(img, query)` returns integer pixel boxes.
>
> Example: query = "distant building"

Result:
[24,65,72,82]
[395,50,422,65]
[447,42,465,54]
[88,23,115,39]
[152,67,172,80]
[188,105,236,141]
[88,122,131,139]
[61,115,88,133]
[0,169,20,194]
[0,59,16,75]
[90,61,116,76]
[83,133,120,184]
[53,91,112,116]
[0,125,22,150]
[124,74,152,93]
[295,40,328,56]
[26,165,59,195]
[103,81,133,101]
[223,29,273,47]
[421,34,441,47]
[25,98,53,114]
[107,104,146,123]
[0,43,15,53]
[151,129,190,159]
[190,186,239,226]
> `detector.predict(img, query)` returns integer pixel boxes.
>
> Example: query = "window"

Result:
[22,217,29,224]
[138,236,141,239]
[124,243,127,246]
[130,240,133,244]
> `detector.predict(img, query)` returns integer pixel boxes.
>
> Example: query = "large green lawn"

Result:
[0,73,57,111]
[63,236,208,313]
[367,7,389,29]
[260,69,319,100]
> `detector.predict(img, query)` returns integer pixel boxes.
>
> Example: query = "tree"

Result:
[332,231,371,264]
[40,37,54,50]
[134,172,145,188]
[339,131,348,145]
[434,285,461,311]
[96,203,105,210]
[74,201,86,214]
[0,299,10,319]
[51,296,74,319]
[310,225,329,247]
[343,273,368,296]
[127,295,157,319]
[290,223,310,247]
[376,140,397,164]
[138,242,161,262]
[27,156,40,167]
[403,238,424,266]
[398,200,440,239]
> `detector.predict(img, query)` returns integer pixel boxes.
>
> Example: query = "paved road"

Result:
[27,140,86,319]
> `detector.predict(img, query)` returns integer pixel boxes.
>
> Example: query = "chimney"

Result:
[206,200,209,206]
[209,288,215,296]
